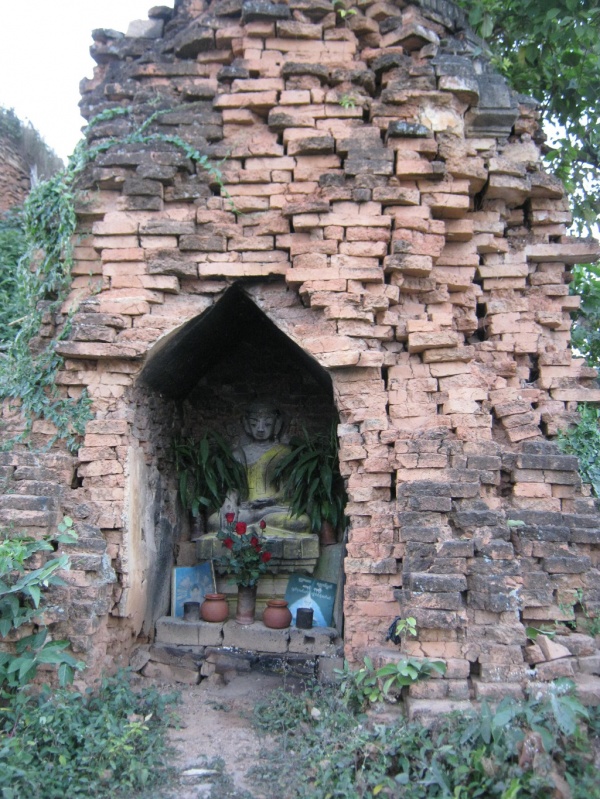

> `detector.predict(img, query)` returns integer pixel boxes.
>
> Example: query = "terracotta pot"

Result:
[263,599,292,629]
[319,520,337,547]
[235,584,257,625]
[201,593,229,623]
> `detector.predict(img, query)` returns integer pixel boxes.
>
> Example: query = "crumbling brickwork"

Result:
[0,132,30,212]
[1,0,599,694]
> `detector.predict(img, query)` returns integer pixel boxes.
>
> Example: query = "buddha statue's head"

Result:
[242,401,283,442]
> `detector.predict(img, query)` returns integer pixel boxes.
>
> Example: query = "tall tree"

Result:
[459,0,600,366]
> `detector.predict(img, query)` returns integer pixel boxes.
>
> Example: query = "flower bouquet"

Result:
[215,514,272,624]
[215,514,272,587]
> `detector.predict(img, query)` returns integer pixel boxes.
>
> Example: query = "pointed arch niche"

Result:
[134,283,344,633]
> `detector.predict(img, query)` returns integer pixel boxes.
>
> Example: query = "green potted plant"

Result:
[171,430,247,535]
[273,423,346,546]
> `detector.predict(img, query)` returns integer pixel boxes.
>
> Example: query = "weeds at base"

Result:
[247,680,600,799]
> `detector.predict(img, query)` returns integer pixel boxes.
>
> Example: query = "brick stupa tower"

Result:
[1,0,599,702]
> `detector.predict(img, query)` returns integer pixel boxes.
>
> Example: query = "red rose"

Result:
[235,522,247,535]
[250,536,259,547]
[261,551,272,563]
[259,519,267,530]
[223,537,234,549]
[225,512,235,524]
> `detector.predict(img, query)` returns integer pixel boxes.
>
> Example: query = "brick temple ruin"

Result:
[0,111,64,212]
[1,0,600,703]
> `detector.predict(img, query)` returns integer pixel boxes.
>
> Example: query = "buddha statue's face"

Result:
[246,410,277,441]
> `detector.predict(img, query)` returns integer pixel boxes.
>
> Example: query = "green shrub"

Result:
[0,518,84,690]
[251,680,600,799]
[0,209,25,345]
[0,671,178,799]
[335,656,446,711]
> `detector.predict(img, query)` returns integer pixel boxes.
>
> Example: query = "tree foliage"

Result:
[459,0,600,235]
[459,1,600,376]
[569,262,600,368]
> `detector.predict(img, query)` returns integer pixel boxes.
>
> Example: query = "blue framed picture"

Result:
[285,574,337,628]
[171,562,216,617]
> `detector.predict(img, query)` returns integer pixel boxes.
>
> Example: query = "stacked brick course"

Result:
[1,0,599,694]
[0,130,31,212]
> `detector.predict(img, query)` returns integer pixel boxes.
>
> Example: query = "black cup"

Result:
[296,607,314,629]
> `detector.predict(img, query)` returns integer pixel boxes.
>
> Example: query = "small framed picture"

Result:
[285,574,337,628]
[171,561,216,617]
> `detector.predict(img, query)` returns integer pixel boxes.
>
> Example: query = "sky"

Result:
[0,1,174,163]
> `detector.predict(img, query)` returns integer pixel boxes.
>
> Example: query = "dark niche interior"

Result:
[140,283,336,443]
[136,284,343,630]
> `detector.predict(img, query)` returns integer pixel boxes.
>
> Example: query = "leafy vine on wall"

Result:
[0,105,228,453]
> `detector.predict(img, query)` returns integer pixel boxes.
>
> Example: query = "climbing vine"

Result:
[0,209,26,344]
[0,163,88,452]
[557,403,600,498]
[0,104,228,453]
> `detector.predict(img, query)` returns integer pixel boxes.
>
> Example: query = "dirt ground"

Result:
[163,672,289,799]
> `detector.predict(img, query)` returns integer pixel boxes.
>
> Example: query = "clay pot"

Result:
[263,599,292,629]
[235,584,257,625]
[201,593,229,623]
[319,520,337,547]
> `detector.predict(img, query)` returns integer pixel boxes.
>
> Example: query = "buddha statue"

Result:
[210,402,312,537]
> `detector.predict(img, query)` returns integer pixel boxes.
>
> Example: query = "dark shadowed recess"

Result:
[139,283,333,399]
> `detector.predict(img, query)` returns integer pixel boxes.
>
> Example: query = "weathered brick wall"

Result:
[1,0,599,692]
[0,133,30,212]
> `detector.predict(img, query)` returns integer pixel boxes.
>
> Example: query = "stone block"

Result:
[444,658,471,679]
[396,590,463,611]
[258,653,316,677]
[437,540,475,558]
[409,573,467,593]
[524,644,545,665]
[405,698,472,723]
[411,608,466,629]
[479,664,530,682]
[129,645,151,672]
[317,656,345,685]
[407,680,449,700]
[577,655,600,675]
[222,620,289,653]
[535,659,575,681]
[542,556,591,574]
[173,23,215,58]
[148,644,204,670]
[288,626,342,656]
[155,617,224,647]
[142,661,200,684]
[573,674,600,706]
[126,19,164,38]
[204,648,254,675]
[560,634,596,657]
[472,680,524,701]
[242,1,291,23]
[537,634,572,661]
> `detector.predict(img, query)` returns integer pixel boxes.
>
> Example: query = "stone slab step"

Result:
[155,616,342,656]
